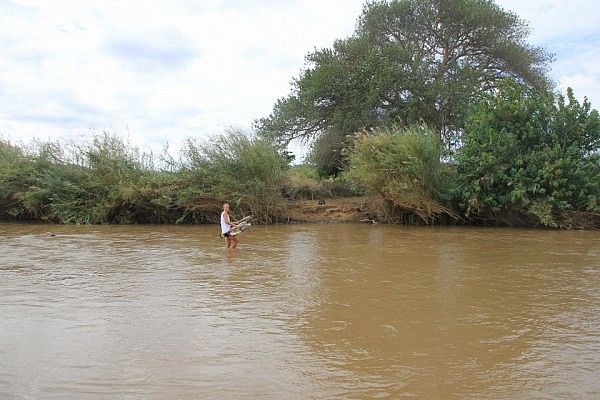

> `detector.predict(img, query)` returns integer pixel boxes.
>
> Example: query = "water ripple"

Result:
[0,224,599,399]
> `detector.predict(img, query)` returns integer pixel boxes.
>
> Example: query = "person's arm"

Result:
[223,212,237,228]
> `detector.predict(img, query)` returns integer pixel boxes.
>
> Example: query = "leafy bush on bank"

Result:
[457,81,600,227]
[180,129,288,223]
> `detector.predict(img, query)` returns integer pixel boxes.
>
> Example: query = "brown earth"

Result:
[283,196,383,223]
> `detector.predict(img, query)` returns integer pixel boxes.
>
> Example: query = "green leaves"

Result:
[457,80,600,226]
[348,124,456,223]
[257,0,552,176]
[180,129,288,223]
[0,130,291,224]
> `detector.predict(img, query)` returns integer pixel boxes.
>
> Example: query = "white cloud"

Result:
[1,0,598,158]
[0,0,364,155]
[497,0,600,104]
[498,0,599,41]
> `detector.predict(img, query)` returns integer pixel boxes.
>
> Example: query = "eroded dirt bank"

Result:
[283,196,383,223]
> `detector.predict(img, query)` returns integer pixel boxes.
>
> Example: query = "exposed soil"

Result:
[283,196,383,223]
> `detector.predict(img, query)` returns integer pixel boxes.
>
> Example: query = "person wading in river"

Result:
[220,203,239,249]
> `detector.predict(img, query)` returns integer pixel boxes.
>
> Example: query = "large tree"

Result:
[257,0,552,175]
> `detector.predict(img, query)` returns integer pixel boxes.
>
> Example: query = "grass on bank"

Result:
[0,130,289,224]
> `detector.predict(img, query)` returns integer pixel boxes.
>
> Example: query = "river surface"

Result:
[1,223,599,399]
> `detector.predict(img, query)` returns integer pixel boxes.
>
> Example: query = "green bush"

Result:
[180,129,288,223]
[457,80,600,227]
[347,124,457,223]
[0,134,167,223]
[0,130,291,224]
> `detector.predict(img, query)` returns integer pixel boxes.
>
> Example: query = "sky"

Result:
[1,0,599,159]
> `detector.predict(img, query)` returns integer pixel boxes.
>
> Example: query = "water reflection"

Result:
[0,223,598,399]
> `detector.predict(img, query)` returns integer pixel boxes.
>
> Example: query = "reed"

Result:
[347,124,459,224]
[175,128,287,223]
[0,130,289,224]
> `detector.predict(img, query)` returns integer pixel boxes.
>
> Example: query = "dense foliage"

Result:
[348,125,457,223]
[0,135,159,224]
[257,0,552,175]
[457,81,600,227]
[0,131,289,224]
[180,130,288,223]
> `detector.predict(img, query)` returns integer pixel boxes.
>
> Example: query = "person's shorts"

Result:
[223,231,231,238]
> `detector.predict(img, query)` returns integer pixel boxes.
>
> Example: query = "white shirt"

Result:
[220,211,231,234]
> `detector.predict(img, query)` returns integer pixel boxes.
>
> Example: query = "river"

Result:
[1,223,599,399]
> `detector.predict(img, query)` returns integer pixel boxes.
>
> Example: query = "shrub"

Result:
[180,129,289,223]
[457,80,600,227]
[0,130,291,224]
[347,124,457,223]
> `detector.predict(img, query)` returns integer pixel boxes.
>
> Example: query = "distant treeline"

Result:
[1,80,599,228]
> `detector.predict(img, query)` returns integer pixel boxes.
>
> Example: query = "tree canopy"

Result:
[257,0,553,175]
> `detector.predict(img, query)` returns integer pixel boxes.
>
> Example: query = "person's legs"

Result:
[231,235,239,249]
[224,232,232,248]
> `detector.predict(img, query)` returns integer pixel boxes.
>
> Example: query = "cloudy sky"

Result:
[1,0,599,158]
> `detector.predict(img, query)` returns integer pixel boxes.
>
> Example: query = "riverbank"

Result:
[0,196,383,225]
[281,196,600,229]
[283,196,382,224]
[3,128,599,228]
[3,195,599,229]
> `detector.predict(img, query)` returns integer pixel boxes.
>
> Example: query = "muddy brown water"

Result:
[1,223,599,399]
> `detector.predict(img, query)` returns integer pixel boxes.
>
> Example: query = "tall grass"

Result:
[180,129,287,223]
[0,130,289,224]
[347,124,458,223]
